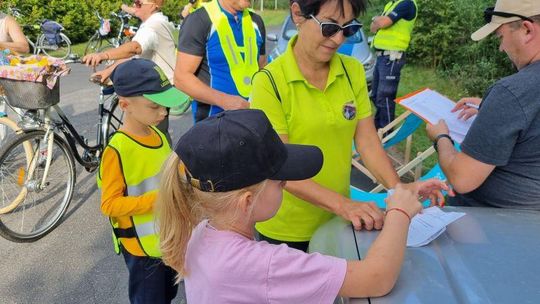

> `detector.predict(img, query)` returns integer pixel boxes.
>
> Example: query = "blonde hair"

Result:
[155,153,266,281]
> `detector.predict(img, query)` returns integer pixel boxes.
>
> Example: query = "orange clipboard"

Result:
[395,87,436,123]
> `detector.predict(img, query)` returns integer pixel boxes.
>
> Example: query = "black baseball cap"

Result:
[175,109,323,192]
[110,58,189,108]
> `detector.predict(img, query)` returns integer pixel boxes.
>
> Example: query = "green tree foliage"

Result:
[1,0,185,43]
[251,0,290,10]
[365,0,515,96]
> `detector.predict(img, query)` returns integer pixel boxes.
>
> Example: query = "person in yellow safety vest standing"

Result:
[97,59,189,304]
[370,0,417,130]
[175,0,267,123]
[180,0,203,19]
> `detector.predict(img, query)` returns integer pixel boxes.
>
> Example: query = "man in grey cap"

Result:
[426,0,540,210]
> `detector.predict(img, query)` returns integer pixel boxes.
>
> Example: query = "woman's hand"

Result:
[452,97,481,120]
[401,179,454,207]
[82,52,108,67]
[337,199,385,231]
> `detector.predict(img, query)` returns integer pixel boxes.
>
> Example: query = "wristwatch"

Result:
[433,134,454,152]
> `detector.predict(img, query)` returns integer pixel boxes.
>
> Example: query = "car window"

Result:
[283,17,297,40]
[345,30,363,44]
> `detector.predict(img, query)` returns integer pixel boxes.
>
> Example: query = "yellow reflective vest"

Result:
[189,0,203,13]
[97,127,170,257]
[203,0,259,98]
[373,0,417,52]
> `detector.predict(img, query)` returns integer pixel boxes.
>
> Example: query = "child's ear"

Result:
[238,191,255,214]
[118,97,129,111]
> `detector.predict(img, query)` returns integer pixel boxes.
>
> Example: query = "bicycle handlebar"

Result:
[9,7,22,18]
[64,58,82,64]
[89,75,114,87]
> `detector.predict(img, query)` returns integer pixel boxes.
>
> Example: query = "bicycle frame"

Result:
[25,85,120,173]
[94,11,135,48]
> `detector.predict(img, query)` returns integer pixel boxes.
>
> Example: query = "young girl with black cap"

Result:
[156,109,447,303]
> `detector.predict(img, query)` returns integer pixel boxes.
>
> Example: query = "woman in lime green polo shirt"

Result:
[250,0,405,252]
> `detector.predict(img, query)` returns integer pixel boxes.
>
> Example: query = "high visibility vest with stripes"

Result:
[373,0,417,52]
[203,0,259,98]
[97,127,170,257]
[189,0,203,13]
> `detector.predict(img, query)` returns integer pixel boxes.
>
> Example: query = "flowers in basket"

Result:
[0,51,69,89]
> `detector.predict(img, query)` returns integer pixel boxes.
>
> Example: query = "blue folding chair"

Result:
[352,110,425,187]
[350,163,447,209]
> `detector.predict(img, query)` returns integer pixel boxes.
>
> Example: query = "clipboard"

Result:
[395,88,475,144]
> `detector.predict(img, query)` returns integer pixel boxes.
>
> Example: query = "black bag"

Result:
[41,20,63,45]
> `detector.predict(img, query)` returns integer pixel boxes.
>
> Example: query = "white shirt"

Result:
[133,12,176,83]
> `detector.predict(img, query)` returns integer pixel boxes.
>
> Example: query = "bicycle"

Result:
[0,95,21,144]
[84,11,138,56]
[0,61,123,242]
[9,8,72,60]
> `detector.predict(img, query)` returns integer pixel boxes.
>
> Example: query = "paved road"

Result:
[0,34,376,303]
[0,32,283,304]
[0,63,194,304]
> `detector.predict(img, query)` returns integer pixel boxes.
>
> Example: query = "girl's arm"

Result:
[339,185,422,297]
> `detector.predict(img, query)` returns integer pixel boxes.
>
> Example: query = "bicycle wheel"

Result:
[101,96,122,147]
[0,114,22,144]
[0,130,76,242]
[84,33,102,56]
[169,98,192,116]
[38,33,71,59]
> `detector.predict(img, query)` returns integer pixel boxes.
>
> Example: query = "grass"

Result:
[254,9,289,27]
[71,42,87,57]
[392,65,467,173]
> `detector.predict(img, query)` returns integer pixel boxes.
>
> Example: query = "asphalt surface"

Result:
[0,35,376,303]
[0,33,281,304]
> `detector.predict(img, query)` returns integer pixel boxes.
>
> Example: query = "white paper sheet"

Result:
[399,89,475,143]
[407,206,466,247]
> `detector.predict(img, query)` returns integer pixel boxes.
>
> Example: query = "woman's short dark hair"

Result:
[291,0,368,18]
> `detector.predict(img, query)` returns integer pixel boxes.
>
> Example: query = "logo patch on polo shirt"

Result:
[342,101,356,120]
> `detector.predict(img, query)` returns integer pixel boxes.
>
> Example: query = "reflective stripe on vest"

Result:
[373,0,417,52]
[126,174,161,197]
[203,0,259,98]
[97,127,171,257]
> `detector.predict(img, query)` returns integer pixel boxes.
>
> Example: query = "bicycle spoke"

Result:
[0,131,75,242]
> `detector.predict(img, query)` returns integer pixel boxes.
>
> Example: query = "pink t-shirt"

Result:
[185,220,347,304]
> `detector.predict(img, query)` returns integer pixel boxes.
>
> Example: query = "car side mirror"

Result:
[368,36,374,44]
[266,34,278,42]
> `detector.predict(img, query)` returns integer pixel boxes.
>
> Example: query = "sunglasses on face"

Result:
[133,0,155,8]
[483,7,534,24]
[309,15,362,38]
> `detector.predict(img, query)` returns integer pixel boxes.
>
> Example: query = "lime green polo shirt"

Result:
[250,35,372,242]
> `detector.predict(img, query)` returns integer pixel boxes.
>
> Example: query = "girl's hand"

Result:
[385,184,422,219]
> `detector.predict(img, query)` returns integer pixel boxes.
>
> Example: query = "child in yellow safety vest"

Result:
[97,58,189,303]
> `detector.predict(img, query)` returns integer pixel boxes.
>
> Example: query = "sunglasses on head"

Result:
[483,6,534,24]
[134,0,155,8]
[309,15,362,38]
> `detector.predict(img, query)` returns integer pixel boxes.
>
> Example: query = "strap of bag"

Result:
[256,56,352,104]
[339,56,353,89]
[255,68,281,103]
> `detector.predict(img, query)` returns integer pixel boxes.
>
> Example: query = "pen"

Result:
[464,102,479,110]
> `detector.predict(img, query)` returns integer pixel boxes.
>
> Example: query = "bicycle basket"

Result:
[0,78,60,110]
